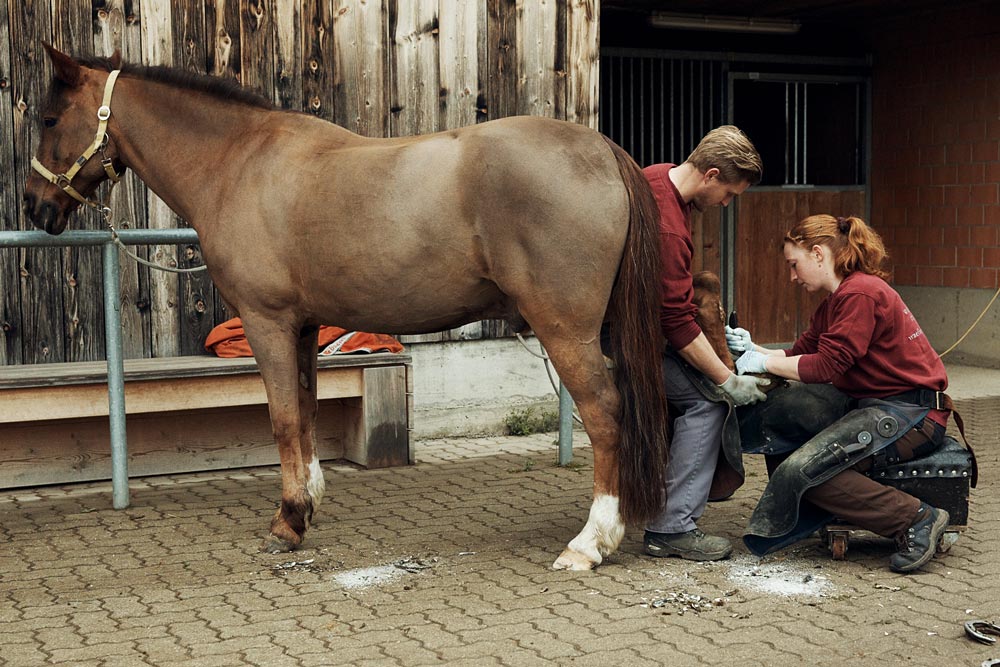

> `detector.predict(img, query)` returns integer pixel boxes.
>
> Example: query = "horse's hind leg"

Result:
[535,335,625,571]
[240,316,320,552]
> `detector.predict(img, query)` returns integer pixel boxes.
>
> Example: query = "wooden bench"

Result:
[0,353,412,489]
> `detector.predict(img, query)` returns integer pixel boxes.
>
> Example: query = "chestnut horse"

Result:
[23,46,670,570]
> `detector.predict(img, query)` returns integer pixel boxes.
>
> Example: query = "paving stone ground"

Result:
[1,397,997,667]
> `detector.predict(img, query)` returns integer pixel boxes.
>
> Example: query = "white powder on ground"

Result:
[726,555,833,597]
[333,565,401,590]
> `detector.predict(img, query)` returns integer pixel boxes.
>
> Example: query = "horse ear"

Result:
[42,42,82,87]
[108,49,122,69]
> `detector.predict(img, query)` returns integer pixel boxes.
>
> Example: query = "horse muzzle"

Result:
[23,191,69,235]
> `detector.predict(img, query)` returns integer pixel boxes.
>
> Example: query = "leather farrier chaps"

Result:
[739,383,930,556]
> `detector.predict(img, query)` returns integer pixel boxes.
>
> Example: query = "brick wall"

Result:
[870,4,1000,289]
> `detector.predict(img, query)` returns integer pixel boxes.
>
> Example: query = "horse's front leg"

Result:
[242,317,317,552]
[296,326,325,511]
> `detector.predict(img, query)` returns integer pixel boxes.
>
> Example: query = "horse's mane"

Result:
[77,55,275,110]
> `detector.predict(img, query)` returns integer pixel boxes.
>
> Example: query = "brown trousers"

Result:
[766,418,944,538]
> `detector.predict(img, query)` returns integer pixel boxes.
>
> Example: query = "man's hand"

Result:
[724,325,754,354]
[735,349,770,375]
[718,373,768,406]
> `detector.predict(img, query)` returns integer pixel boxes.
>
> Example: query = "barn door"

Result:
[728,72,871,345]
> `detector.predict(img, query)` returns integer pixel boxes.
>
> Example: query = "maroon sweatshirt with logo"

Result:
[787,271,949,425]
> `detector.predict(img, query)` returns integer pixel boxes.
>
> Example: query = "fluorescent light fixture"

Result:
[650,12,802,34]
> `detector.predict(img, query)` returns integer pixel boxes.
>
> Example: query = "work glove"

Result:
[724,325,754,354]
[736,349,770,375]
[718,373,768,406]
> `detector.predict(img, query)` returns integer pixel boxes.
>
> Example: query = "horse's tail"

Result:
[602,135,671,525]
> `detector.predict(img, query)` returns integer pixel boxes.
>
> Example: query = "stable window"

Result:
[732,75,867,187]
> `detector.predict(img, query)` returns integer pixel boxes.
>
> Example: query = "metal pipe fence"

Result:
[0,228,200,509]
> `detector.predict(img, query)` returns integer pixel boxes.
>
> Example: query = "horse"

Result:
[23,44,670,570]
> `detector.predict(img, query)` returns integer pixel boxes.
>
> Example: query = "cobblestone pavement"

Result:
[1,399,997,667]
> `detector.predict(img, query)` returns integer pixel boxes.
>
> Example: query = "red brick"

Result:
[907,165,932,186]
[933,123,958,144]
[920,186,945,207]
[894,186,919,207]
[957,163,985,184]
[986,162,1000,184]
[945,224,972,246]
[988,119,1000,144]
[932,207,957,226]
[943,186,970,206]
[872,187,893,211]
[972,140,1000,162]
[919,227,944,246]
[969,268,998,289]
[970,184,999,205]
[956,206,985,228]
[929,246,956,266]
[894,266,918,285]
[917,266,944,286]
[971,225,998,247]
[942,267,970,288]
[987,206,1000,227]
[956,246,983,267]
[919,145,946,166]
[983,246,1000,267]
[909,207,931,227]
[884,206,907,228]
[912,123,935,147]
[908,246,930,265]
[946,143,972,163]
[959,120,987,142]
[973,97,998,120]
[931,164,957,185]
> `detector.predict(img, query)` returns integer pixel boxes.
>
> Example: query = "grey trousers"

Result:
[646,353,727,534]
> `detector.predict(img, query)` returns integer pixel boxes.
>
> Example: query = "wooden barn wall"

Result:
[0,0,601,365]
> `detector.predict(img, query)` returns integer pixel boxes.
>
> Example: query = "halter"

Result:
[31,69,123,214]
[30,70,207,274]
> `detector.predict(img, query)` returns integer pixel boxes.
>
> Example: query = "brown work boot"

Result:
[644,528,733,561]
[889,503,949,573]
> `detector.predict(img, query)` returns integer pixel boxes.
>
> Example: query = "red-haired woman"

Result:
[730,214,952,573]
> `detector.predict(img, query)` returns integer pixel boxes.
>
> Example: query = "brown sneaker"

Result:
[890,503,949,573]
[644,528,733,561]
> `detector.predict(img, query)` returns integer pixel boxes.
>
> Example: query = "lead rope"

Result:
[938,282,1000,358]
[516,332,584,425]
[100,203,209,274]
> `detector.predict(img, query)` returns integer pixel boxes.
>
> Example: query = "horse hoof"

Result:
[261,535,297,554]
[552,548,597,571]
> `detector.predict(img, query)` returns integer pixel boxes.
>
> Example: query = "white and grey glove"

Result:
[735,349,770,375]
[718,373,768,406]
[724,325,754,354]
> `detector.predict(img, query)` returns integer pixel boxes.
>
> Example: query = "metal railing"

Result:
[0,228,199,509]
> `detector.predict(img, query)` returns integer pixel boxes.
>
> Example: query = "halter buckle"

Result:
[97,105,111,121]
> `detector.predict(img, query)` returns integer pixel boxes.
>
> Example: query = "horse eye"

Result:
[43,117,58,128]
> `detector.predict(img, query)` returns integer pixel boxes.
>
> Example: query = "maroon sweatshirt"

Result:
[787,271,949,425]
[643,163,701,350]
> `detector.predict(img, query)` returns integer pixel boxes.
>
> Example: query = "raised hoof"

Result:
[261,535,298,554]
[552,547,598,571]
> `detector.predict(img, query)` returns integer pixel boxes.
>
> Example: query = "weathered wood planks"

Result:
[1,1,601,362]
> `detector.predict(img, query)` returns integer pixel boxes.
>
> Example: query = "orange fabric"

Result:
[204,317,403,358]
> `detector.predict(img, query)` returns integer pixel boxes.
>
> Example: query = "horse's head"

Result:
[23,44,123,235]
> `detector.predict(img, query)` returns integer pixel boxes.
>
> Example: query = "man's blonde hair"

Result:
[685,125,762,185]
